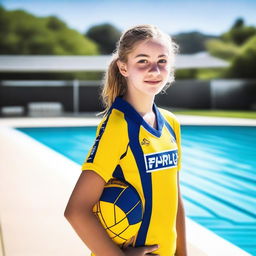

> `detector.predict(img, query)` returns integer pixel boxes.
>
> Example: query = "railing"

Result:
[0,80,103,116]
[1,79,256,116]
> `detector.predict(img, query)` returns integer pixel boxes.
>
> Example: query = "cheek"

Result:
[160,65,171,73]
[128,67,146,78]
[133,66,148,72]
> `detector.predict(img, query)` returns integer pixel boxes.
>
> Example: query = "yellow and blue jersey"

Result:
[82,96,182,256]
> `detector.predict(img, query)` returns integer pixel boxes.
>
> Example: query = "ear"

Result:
[117,60,128,77]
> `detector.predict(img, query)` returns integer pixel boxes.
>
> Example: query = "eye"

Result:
[159,59,167,64]
[138,59,148,64]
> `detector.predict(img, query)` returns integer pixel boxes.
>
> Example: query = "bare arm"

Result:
[175,173,188,256]
[64,170,125,256]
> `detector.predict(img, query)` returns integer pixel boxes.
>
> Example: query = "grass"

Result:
[197,68,225,80]
[172,109,256,119]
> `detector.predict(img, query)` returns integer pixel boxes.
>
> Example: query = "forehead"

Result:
[129,38,170,58]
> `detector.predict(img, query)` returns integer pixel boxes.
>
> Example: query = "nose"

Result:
[148,63,160,74]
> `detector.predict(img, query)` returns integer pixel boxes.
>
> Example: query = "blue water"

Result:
[17,125,256,255]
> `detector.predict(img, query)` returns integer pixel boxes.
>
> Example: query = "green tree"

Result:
[205,39,240,60]
[46,16,67,31]
[226,35,256,78]
[0,7,99,55]
[232,18,244,29]
[85,23,121,54]
[205,17,256,78]
[221,18,256,46]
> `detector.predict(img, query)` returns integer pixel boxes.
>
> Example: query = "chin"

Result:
[143,88,162,97]
[148,84,165,94]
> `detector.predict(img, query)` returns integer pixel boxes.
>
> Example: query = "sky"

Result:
[1,0,256,36]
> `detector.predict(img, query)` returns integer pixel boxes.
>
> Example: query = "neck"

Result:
[123,91,155,117]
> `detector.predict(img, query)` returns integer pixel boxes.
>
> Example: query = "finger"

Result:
[144,244,159,253]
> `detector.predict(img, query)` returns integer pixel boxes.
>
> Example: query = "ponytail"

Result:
[100,53,127,116]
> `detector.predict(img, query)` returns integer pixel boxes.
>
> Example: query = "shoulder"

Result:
[96,108,128,136]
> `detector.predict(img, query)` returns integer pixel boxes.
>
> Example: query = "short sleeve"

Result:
[81,113,126,182]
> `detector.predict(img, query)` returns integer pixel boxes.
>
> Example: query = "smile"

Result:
[144,80,162,84]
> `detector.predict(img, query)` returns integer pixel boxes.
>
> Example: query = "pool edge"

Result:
[0,126,253,256]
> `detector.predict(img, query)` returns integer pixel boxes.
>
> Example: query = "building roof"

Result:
[0,52,228,72]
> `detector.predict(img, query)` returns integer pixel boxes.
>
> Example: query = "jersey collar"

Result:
[112,96,164,138]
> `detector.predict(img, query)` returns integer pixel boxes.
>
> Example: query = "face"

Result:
[117,38,171,97]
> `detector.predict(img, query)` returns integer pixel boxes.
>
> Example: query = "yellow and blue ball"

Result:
[93,179,143,247]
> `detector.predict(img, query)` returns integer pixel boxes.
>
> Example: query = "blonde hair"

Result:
[100,24,179,115]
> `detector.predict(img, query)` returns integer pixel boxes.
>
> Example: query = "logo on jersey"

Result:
[144,149,178,173]
[141,138,150,146]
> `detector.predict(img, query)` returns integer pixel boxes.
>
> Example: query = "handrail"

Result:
[0,80,102,87]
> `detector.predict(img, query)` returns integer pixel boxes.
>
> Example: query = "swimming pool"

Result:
[17,125,256,255]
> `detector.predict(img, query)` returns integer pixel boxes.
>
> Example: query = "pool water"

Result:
[17,126,256,255]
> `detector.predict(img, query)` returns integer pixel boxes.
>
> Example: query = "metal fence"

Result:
[0,79,256,116]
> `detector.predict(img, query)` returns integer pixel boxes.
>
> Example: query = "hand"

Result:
[122,244,159,256]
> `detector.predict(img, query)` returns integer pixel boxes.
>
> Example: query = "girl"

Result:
[64,24,187,256]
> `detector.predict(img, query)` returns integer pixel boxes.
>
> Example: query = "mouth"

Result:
[144,80,162,85]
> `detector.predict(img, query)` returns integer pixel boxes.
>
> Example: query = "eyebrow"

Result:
[135,54,167,58]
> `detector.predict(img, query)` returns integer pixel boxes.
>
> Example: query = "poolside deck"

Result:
[0,115,253,256]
